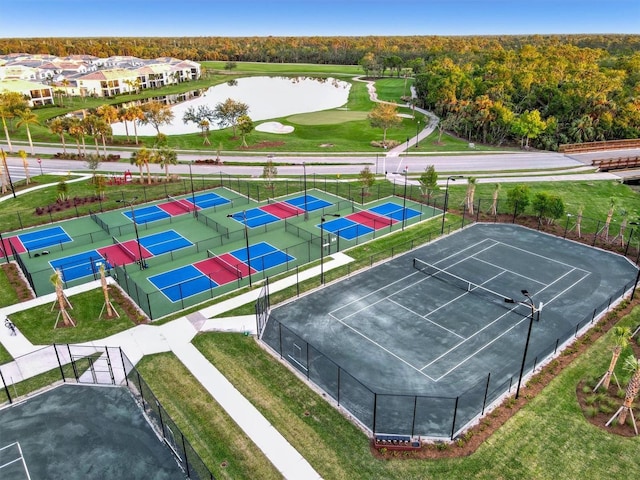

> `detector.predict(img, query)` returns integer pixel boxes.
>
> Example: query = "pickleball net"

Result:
[267,200,303,217]
[207,250,242,279]
[167,195,194,214]
[412,258,528,316]
[352,206,394,226]
[112,236,138,264]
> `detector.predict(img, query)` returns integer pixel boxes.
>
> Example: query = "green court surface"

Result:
[262,223,639,438]
[0,384,186,480]
[4,186,439,319]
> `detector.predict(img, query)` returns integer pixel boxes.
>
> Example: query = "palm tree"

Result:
[67,117,86,156]
[0,91,28,153]
[157,146,177,181]
[594,326,632,391]
[15,108,40,155]
[50,269,75,328]
[98,263,118,319]
[96,104,118,142]
[607,354,640,434]
[18,149,30,185]
[127,105,144,145]
[118,107,131,142]
[465,177,477,215]
[48,117,68,154]
[601,199,616,240]
[130,147,153,184]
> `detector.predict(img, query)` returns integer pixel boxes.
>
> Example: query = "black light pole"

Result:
[625,221,639,257]
[302,162,308,220]
[505,289,540,399]
[440,175,463,234]
[188,162,198,218]
[37,157,43,176]
[415,120,420,148]
[228,211,252,287]
[116,197,145,269]
[402,166,408,231]
[563,213,573,238]
[320,214,340,284]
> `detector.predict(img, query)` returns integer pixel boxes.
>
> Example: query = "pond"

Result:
[111,76,351,137]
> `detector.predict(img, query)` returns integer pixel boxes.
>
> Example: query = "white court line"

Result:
[386,297,464,339]
[427,267,592,380]
[329,314,436,381]
[490,238,591,273]
[471,257,547,286]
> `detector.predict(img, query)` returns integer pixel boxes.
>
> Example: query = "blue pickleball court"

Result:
[139,230,193,255]
[50,250,106,282]
[123,205,170,225]
[229,208,280,228]
[318,217,374,240]
[192,192,231,209]
[148,265,218,302]
[19,226,72,251]
[369,202,421,221]
[229,241,295,271]
[285,195,333,212]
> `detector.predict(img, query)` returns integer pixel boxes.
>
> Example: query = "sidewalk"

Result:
[1,253,354,479]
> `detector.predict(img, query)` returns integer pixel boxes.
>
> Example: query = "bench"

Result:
[373,434,421,451]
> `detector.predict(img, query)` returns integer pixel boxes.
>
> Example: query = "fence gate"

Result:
[71,352,115,385]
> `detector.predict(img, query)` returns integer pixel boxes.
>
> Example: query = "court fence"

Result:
[261,278,636,439]
[0,344,216,480]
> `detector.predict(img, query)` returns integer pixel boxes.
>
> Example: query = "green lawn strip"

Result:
[191,306,640,480]
[202,62,363,76]
[0,266,20,307]
[136,352,282,480]
[373,77,413,104]
[0,342,12,364]
[446,180,639,221]
[8,289,134,344]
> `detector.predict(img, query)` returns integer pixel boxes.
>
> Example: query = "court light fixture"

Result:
[440,175,464,235]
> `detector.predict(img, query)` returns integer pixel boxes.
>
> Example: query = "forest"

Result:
[1,34,639,149]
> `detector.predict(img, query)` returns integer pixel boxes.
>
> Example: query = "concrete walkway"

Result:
[1,252,354,479]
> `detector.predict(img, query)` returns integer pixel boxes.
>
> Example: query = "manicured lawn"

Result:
[8,288,135,345]
[0,266,20,307]
[0,342,11,364]
[136,352,282,480]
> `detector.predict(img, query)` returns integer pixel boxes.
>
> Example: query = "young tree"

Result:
[15,108,40,155]
[601,199,616,240]
[465,177,477,215]
[510,109,547,149]
[237,114,254,147]
[57,179,69,201]
[506,184,530,217]
[130,147,153,184]
[67,117,86,156]
[368,103,402,145]
[93,174,106,200]
[98,263,118,319]
[489,183,501,216]
[139,101,174,135]
[607,354,640,432]
[418,165,439,202]
[18,149,30,185]
[359,166,375,195]
[532,192,565,224]
[51,269,75,328]
[214,98,249,137]
[594,326,632,392]
[183,105,216,145]
[262,159,277,190]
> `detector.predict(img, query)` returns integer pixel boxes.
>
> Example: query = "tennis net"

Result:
[412,258,526,315]
[207,250,242,279]
[352,206,394,226]
[167,195,194,214]
[112,236,138,264]
[269,200,303,217]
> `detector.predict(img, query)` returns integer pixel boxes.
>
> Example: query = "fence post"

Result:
[450,397,459,440]
[482,372,491,414]
[0,369,11,404]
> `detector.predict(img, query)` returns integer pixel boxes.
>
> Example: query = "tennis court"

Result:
[262,224,639,437]
[0,384,186,480]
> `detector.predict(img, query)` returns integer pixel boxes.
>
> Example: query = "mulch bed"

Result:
[1,262,35,302]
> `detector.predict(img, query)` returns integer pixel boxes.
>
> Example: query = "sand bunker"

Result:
[255,121,295,134]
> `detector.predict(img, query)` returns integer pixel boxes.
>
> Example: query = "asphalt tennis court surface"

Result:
[263,224,639,435]
[0,384,185,480]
